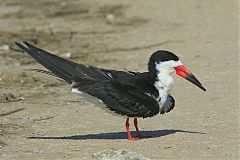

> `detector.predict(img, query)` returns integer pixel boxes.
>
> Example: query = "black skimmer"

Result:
[15,41,206,140]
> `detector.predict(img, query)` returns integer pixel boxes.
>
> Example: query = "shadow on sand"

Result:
[28,129,205,140]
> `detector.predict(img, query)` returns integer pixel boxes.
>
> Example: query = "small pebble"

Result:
[106,14,115,24]
[92,149,151,160]
[0,45,9,51]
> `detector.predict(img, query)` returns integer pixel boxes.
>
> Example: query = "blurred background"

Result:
[0,0,239,160]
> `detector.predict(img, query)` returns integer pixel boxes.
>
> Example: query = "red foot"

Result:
[125,118,142,140]
[128,137,141,141]
[134,118,142,137]
[135,130,142,138]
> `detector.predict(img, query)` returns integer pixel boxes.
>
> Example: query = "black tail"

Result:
[15,41,135,85]
[15,41,82,84]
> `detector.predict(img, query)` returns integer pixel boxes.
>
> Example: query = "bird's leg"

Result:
[125,118,139,140]
[134,117,142,137]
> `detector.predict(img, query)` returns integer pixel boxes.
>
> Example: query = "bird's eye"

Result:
[156,60,161,64]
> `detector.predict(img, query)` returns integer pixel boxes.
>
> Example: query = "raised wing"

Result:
[15,41,136,84]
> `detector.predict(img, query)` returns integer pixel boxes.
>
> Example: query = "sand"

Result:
[0,0,239,159]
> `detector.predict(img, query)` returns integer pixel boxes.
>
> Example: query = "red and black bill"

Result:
[175,65,206,91]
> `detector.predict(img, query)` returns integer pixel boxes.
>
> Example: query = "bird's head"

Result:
[148,50,206,91]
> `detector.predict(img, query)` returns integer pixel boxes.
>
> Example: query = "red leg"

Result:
[125,118,139,140]
[134,117,141,137]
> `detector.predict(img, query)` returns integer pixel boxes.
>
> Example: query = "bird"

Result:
[15,41,206,140]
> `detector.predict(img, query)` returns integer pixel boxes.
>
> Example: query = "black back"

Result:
[80,73,160,118]
[15,42,177,118]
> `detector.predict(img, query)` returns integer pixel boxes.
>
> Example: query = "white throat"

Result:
[153,60,182,108]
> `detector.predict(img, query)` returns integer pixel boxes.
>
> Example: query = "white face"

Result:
[154,60,182,107]
[155,60,182,74]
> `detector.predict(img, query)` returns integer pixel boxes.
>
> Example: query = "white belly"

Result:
[154,75,174,109]
[71,88,126,117]
[71,88,105,106]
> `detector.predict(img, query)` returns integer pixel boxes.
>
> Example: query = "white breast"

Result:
[154,69,175,109]
[153,60,180,109]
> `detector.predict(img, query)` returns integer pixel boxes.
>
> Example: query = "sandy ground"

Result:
[0,0,239,159]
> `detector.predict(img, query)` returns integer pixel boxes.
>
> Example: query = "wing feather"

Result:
[15,41,135,84]
[78,78,160,118]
